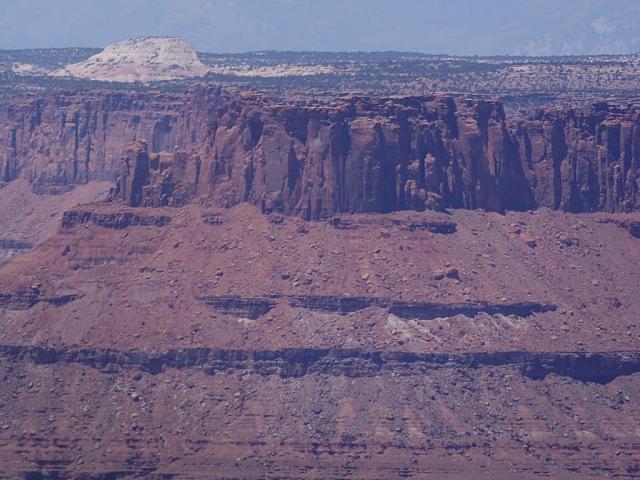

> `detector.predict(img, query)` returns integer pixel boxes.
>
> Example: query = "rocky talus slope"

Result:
[0,200,639,478]
[0,87,640,478]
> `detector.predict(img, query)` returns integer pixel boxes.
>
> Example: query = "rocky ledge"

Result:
[1,344,638,384]
[61,210,172,229]
[198,294,556,321]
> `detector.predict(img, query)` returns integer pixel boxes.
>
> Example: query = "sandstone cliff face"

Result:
[195,93,534,218]
[0,89,188,192]
[516,102,640,213]
[1,86,639,216]
[110,140,200,207]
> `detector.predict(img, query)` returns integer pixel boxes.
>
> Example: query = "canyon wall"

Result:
[515,102,640,212]
[1,86,639,216]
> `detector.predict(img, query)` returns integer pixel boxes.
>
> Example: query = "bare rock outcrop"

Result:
[2,86,640,216]
[53,37,209,82]
[109,140,199,207]
[515,102,640,212]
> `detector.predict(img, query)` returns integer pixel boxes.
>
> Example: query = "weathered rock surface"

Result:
[61,209,172,229]
[199,294,556,320]
[109,140,199,207]
[0,344,637,384]
[0,345,638,479]
[53,37,209,82]
[597,217,640,238]
[0,289,80,310]
[2,85,640,479]
[515,103,640,212]
[1,200,640,478]
[3,87,640,217]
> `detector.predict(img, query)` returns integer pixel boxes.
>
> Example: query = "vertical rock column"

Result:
[115,141,150,207]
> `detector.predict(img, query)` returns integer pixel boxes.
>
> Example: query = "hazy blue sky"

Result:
[2,0,640,55]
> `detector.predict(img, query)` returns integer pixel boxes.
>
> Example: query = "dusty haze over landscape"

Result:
[3,0,640,55]
[1,1,640,479]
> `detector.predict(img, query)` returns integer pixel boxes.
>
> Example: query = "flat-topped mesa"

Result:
[102,89,534,217]
[2,86,640,216]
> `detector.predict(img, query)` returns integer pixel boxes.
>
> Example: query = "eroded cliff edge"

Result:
[1,86,639,217]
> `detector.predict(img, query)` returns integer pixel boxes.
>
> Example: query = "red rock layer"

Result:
[1,87,639,215]
[515,102,640,212]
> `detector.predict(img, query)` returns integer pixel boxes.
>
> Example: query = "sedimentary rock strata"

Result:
[0,344,637,384]
[2,87,640,217]
[61,209,172,229]
[199,294,556,320]
[1,197,640,478]
[2,82,640,479]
